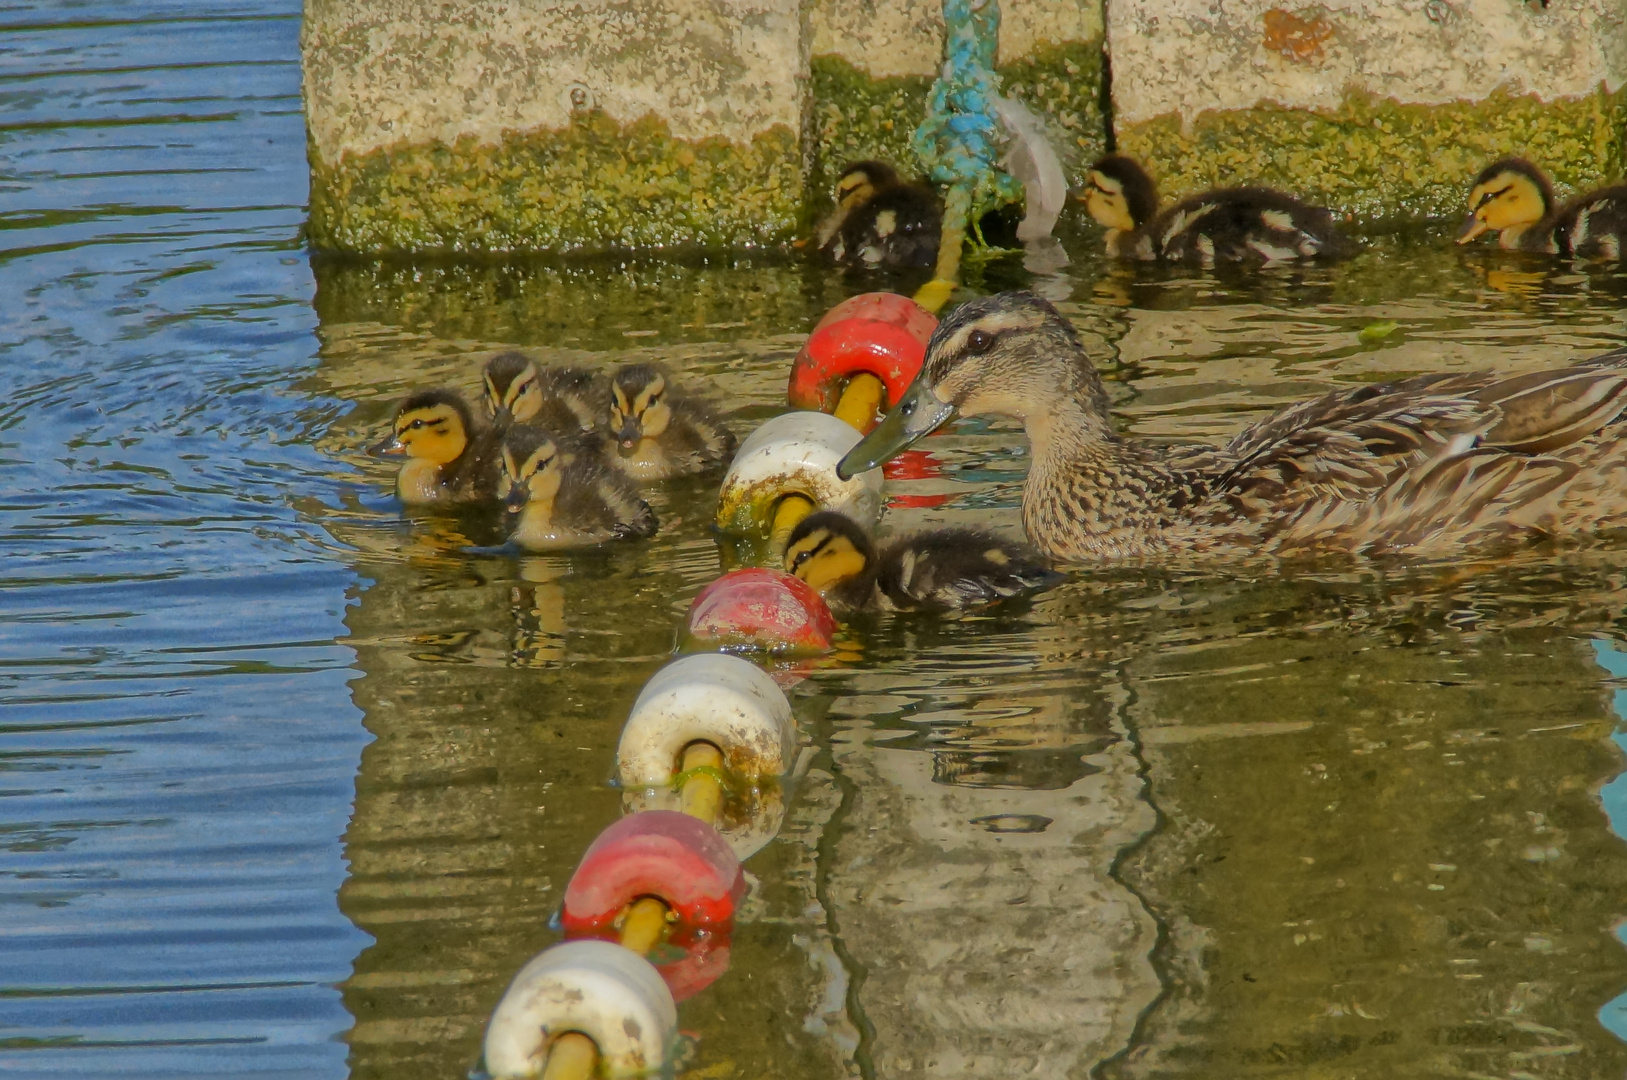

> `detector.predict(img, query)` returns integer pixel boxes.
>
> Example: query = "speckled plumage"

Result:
[784,510,1060,614]
[899,291,1627,562]
[1084,155,1352,265]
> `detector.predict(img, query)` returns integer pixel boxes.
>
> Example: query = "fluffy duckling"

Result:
[1082,154,1352,264]
[500,425,656,549]
[606,363,736,482]
[483,351,606,434]
[784,510,1060,615]
[373,389,498,504]
[1457,158,1627,260]
[811,160,899,251]
[816,160,944,269]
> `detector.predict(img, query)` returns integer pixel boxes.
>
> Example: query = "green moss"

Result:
[807,41,1107,215]
[307,109,802,254]
[1118,86,1627,224]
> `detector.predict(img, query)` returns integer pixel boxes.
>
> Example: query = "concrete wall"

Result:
[1109,0,1627,220]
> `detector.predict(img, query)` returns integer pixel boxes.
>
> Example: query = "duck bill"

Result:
[1455,214,1490,245]
[614,423,642,451]
[370,434,405,456]
[504,484,529,514]
[836,378,955,479]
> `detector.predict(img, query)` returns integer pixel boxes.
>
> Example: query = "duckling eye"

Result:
[966,329,993,354]
[1476,185,1511,211]
[790,548,814,571]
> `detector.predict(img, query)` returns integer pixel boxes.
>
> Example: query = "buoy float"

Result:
[714,410,884,548]
[483,940,676,1079]
[562,810,744,935]
[787,292,937,432]
[686,567,837,654]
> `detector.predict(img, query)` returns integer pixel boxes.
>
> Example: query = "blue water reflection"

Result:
[1589,639,1627,1045]
[0,2,368,1076]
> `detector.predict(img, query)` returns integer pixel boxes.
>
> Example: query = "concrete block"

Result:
[1108,0,1627,220]
[302,0,806,253]
[807,0,1107,208]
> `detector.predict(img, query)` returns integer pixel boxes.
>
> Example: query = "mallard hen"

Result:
[838,290,1627,562]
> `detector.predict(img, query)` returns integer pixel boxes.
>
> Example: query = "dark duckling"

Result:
[1457,157,1626,260]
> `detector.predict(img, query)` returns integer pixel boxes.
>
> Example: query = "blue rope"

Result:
[912,0,1022,237]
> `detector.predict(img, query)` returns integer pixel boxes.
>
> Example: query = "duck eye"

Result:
[967,329,993,354]
[791,549,813,571]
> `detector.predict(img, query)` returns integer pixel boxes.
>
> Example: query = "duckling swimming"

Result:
[816,161,944,269]
[606,363,736,482]
[483,351,606,434]
[1082,154,1352,264]
[1457,158,1626,260]
[373,388,498,504]
[811,160,898,252]
[500,425,656,549]
[839,290,1627,563]
[784,510,1060,614]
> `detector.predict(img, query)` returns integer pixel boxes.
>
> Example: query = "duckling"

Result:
[784,510,1060,614]
[606,363,736,482]
[1456,158,1627,260]
[482,351,606,434]
[838,290,1627,562]
[500,425,656,549]
[810,160,899,251]
[815,161,944,269]
[372,388,498,504]
[1082,154,1352,264]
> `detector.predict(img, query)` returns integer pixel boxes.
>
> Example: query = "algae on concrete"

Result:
[307,110,801,254]
[1117,87,1627,224]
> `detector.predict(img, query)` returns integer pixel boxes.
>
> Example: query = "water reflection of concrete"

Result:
[1110,569,1627,1078]
[817,658,1161,1075]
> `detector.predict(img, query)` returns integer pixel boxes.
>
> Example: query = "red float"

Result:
[686,568,837,653]
[787,292,937,422]
[649,927,732,1002]
[562,811,744,934]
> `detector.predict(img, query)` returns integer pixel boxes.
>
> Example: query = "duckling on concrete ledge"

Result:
[1082,154,1352,265]
[1457,158,1626,260]
[783,509,1060,615]
[606,362,736,482]
[815,160,944,270]
[500,425,656,549]
[483,351,606,434]
[372,388,498,504]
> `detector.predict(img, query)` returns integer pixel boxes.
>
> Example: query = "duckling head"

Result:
[838,291,1111,478]
[1457,158,1552,245]
[483,351,543,425]
[373,389,473,464]
[835,160,899,208]
[609,364,672,450]
[784,511,875,594]
[500,426,564,514]
[1083,155,1158,232]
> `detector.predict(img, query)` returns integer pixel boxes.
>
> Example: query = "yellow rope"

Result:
[540,1031,598,1080]
[832,372,886,431]
[769,493,816,549]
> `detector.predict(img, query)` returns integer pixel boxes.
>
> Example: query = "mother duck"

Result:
[838,291,1627,562]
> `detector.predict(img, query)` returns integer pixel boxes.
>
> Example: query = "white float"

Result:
[714,410,884,535]
[483,940,676,1078]
[616,653,799,859]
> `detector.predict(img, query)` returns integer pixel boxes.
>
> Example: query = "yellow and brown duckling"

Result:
[500,425,656,549]
[839,290,1627,563]
[784,510,1060,615]
[373,388,498,504]
[815,160,944,270]
[1082,154,1352,264]
[1457,158,1627,260]
[606,363,736,482]
[483,351,606,434]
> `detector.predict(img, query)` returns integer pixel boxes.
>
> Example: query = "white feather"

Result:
[993,95,1067,243]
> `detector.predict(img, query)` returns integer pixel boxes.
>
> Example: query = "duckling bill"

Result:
[373,388,497,504]
[1082,154,1352,264]
[840,290,1627,563]
[784,510,1059,614]
[1457,157,1625,259]
[501,425,656,550]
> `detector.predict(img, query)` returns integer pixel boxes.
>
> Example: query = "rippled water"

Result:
[4,4,1627,1078]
